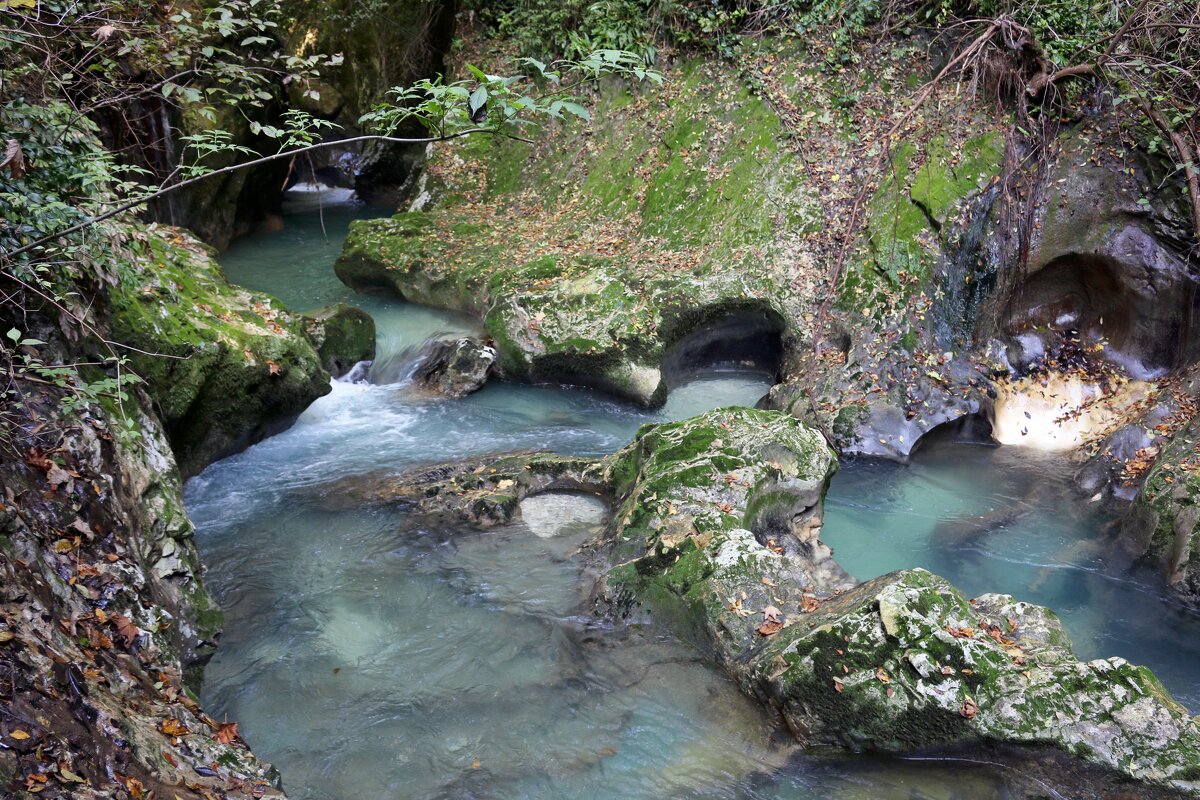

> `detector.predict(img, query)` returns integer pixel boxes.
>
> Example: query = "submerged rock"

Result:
[519,492,608,538]
[109,227,330,477]
[308,450,606,527]
[303,303,376,378]
[406,336,495,397]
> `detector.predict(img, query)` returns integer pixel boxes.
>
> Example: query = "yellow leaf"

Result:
[10,729,31,740]
[59,768,85,784]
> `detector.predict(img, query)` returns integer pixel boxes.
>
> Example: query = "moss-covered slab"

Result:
[109,226,331,477]
[752,569,1200,789]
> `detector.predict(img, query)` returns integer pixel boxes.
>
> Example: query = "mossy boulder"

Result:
[303,303,376,378]
[752,568,1200,789]
[599,410,1200,792]
[1137,414,1200,604]
[109,226,330,477]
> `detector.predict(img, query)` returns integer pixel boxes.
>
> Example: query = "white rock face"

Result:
[989,372,1149,451]
[519,492,608,538]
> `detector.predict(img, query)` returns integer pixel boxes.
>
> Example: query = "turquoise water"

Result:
[824,442,1200,710]
[188,189,1196,799]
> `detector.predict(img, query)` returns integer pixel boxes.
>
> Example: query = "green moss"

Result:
[109,227,329,476]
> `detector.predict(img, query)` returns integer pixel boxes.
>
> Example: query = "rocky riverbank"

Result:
[1,223,371,799]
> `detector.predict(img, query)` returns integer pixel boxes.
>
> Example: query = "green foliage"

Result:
[491,0,658,64]
[360,50,662,138]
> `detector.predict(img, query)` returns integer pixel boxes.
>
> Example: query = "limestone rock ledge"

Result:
[335,212,787,407]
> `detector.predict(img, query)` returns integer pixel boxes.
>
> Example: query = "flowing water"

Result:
[187,189,1200,799]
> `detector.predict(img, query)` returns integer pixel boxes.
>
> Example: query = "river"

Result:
[184,188,1200,799]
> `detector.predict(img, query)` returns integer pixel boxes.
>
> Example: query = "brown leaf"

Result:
[833,679,844,693]
[46,463,70,492]
[214,721,239,746]
[160,718,189,737]
[757,620,783,636]
[875,667,890,683]
[1,139,26,180]
[111,614,140,649]
[267,360,282,376]
[960,698,978,719]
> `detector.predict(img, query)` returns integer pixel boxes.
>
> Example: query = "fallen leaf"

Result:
[875,667,890,683]
[58,767,85,784]
[112,614,140,648]
[1,139,26,180]
[10,729,31,740]
[46,463,71,491]
[214,721,239,746]
[757,620,783,636]
[0,630,13,643]
[94,24,116,40]
[833,679,844,693]
[160,718,188,737]
[960,698,978,719]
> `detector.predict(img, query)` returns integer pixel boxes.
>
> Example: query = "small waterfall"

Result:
[366,332,461,385]
[158,100,178,226]
[932,184,1002,350]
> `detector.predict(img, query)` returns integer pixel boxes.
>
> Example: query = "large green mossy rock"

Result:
[109,226,330,477]
[599,409,1200,792]
[755,569,1200,788]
